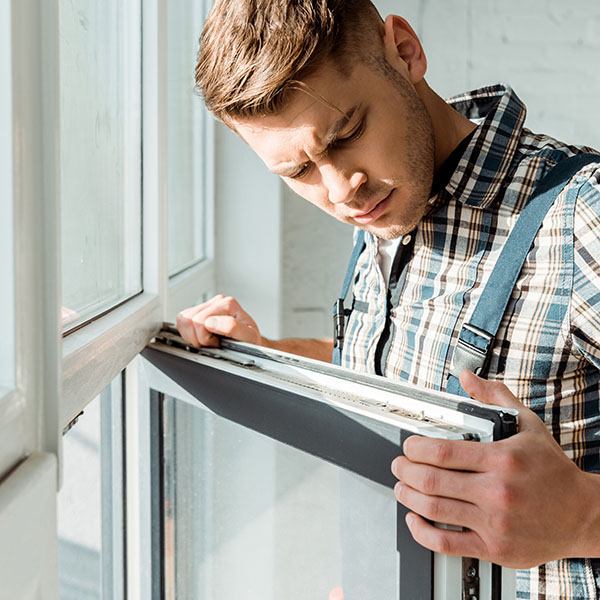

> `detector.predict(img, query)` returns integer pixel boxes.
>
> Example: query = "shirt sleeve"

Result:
[570,166,600,367]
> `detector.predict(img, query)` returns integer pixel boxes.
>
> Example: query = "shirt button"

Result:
[402,235,412,246]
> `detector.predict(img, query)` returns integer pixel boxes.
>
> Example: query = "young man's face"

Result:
[232,59,435,239]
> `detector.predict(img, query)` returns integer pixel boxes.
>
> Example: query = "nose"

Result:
[320,163,367,205]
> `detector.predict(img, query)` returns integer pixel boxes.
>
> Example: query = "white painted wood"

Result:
[165,0,217,320]
[143,0,169,310]
[125,360,143,600]
[61,294,162,428]
[0,0,14,394]
[126,357,154,600]
[11,0,61,461]
[0,0,61,597]
[0,453,58,600]
[1,0,213,597]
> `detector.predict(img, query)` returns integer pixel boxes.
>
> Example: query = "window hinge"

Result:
[462,556,480,600]
[62,410,84,436]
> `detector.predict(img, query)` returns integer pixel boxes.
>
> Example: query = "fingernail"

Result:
[394,481,403,497]
[391,459,399,477]
[205,317,217,328]
[405,513,415,527]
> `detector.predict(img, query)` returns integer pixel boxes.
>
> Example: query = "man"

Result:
[177,0,600,597]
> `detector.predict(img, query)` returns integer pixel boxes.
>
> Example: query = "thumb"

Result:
[459,370,524,411]
[459,370,542,432]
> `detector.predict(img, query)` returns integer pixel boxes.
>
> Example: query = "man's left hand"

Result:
[391,370,599,568]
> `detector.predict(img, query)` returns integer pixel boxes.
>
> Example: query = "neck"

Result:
[416,80,477,171]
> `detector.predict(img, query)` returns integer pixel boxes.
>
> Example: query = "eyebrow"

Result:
[271,104,361,177]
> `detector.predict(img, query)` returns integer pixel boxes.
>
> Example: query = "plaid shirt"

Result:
[342,84,600,599]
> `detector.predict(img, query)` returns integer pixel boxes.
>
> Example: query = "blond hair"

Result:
[195,0,382,122]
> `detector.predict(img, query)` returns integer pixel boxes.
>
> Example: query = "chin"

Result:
[367,221,413,240]
[368,201,428,239]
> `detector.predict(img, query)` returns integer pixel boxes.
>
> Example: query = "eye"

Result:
[290,163,310,180]
[336,119,365,146]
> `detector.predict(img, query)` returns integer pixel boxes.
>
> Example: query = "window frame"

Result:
[59,3,216,593]
[1,0,215,598]
[61,0,216,429]
[139,340,518,600]
[0,0,61,596]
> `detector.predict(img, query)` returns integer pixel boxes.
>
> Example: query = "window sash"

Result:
[60,0,215,428]
[140,340,518,600]
[59,0,143,332]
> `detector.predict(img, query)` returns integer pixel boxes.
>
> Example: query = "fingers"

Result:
[392,457,476,502]
[176,295,261,348]
[328,586,344,600]
[204,315,253,340]
[176,308,202,347]
[394,480,479,529]
[400,435,490,472]
[176,298,222,348]
[176,295,225,346]
[404,512,486,559]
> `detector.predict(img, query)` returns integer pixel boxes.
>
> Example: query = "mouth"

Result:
[350,190,394,225]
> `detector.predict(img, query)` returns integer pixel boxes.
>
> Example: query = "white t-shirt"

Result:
[376,237,401,288]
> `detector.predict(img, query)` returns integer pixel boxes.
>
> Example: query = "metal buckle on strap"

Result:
[333,299,345,350]
[449,323,495,378]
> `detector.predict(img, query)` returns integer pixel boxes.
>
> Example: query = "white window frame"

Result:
[61,3,216,596]
[0,0,61,597]
[1,0,215,598]
[62,0,216,428]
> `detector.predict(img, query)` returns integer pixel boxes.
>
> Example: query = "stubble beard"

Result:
[364,58,435,240]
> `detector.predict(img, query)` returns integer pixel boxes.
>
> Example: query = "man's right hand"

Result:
[176,295,263,348]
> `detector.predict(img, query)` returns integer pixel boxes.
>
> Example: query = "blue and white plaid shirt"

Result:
[342,84,600,599]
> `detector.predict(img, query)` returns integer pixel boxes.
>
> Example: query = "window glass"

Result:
[59,0,142,331]
[0,0,14,392]
[161,395,399,599]
[57,379,126,600]
[167,0,207,277]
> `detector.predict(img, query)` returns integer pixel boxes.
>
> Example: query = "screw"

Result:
[466,566,477,578]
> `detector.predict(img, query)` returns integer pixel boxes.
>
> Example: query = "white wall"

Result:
[214,124,283,339]
[397,0,600,147]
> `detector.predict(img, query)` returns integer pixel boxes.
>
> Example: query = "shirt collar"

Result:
[443,84,527,209]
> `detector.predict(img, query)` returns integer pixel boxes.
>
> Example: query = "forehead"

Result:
[232,64,365,172]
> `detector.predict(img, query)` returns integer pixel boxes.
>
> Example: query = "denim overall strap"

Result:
[447,153,600,397]
[332,230,366,365]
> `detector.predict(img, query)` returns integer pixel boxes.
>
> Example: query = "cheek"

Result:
[369,127,408,173]
[286,180,331,212]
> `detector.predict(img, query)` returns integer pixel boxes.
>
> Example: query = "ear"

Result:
[382,15,427,84]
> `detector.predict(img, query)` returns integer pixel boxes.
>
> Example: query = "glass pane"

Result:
[59,0,142,330]
[161,395,400,599]
[167,0,206,277]
[0,0,14,392]
[57,379,125,600]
